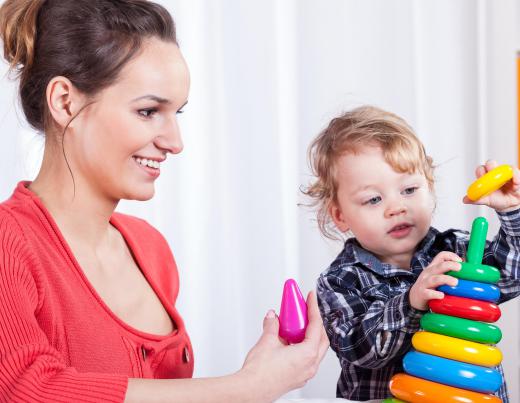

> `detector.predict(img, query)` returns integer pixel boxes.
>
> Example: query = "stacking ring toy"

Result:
[429,295,501,322]
[403,351,502,393]
[388,217,505,402]
[389,373,501,403]
[449,262,500,284]
[420,313,502,344]
[467,164,513,201]
[438,279,500,302]
[412,331,502,366]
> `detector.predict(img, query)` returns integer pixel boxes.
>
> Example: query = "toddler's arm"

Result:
[317,251,460,369]
[317,270,421,369]
[481,209,520,303]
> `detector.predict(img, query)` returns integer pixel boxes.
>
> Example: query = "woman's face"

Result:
[68,38,190,201]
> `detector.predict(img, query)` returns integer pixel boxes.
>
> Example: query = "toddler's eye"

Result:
[364,196,382,205]
[402,186,418,195]
[138,108,158,118]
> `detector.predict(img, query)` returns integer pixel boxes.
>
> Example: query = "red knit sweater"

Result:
[0,182,194,402]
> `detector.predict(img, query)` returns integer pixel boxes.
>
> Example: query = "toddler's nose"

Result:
[385,203,407,218]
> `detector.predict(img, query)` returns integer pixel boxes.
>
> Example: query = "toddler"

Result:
[306,105,520,402]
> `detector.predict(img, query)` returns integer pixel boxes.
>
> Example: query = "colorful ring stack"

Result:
[383,217,504,403]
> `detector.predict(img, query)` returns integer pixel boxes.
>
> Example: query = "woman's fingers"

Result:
[304,291,323,345]
[258,309,282,348]
[316,326,330,363]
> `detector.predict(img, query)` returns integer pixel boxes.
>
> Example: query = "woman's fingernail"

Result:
[265,309,276,319]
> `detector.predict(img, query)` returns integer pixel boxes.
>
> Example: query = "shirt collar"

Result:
[344,227,440,277]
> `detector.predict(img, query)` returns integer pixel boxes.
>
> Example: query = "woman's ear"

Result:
[329,201,349,233]
[45,76,82,130]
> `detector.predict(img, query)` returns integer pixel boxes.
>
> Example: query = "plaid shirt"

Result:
[317,209,520,402]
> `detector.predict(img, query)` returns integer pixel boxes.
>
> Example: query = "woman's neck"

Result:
[29,149,118,252]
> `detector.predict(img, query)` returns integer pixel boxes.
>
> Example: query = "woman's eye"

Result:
[138,108,158,118]
[403,186,418,195]
[363,196,381,205]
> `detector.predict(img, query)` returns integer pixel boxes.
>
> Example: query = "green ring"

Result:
[448,262,500,284]
[382,399,406,403]
[420,313,502,344]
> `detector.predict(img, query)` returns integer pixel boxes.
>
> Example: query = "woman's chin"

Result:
[121,183,156,201]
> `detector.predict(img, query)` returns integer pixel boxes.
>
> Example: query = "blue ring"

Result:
[403,350,502,394]
[438,278,500,302]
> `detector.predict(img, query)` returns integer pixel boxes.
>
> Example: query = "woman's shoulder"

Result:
[111,211,164,238]
[0,202,27,242]
[111,212,173,256]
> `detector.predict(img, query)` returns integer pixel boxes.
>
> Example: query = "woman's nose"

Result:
[155,117,183,154]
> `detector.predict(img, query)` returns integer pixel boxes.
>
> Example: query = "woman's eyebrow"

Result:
[131,94,171,104]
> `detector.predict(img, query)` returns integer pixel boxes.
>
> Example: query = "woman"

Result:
[0,1,329,402]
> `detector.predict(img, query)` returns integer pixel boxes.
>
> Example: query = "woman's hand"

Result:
[463,160,520,212]
[239,291,329,402]
[409,251,461,311]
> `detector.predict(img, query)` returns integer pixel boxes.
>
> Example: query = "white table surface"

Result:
[275,399,381,403]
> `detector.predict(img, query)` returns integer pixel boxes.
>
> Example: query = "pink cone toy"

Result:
[278,279,308,344]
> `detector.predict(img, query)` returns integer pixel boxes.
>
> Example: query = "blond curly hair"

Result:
[304,105,435,240]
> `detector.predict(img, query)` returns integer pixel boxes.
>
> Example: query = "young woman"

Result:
[0,1,329,402]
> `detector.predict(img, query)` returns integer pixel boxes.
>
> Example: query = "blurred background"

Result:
[0,0,519,400]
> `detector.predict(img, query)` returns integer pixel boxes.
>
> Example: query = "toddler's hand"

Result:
[409,251,462,311]
[463,160,520,212]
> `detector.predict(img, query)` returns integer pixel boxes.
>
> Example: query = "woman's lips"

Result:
[133,157,160,178]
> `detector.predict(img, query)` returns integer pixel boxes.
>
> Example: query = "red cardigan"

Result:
[0,182,194,402]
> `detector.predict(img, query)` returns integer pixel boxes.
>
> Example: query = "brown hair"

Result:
[304,105,435,240]
[0,0,177,133]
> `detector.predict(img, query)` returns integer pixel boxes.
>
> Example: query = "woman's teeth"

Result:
[134,157,160,169]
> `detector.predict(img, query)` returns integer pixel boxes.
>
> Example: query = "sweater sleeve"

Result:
[0,212,129,403]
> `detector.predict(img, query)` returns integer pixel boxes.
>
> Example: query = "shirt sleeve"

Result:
[316,267,423,369]
[0,213,129,403]
[483,208,520,303]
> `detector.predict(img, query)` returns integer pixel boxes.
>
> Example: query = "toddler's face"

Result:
[330,146,435,268]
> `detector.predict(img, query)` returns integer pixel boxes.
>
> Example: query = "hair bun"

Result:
[0,0,44,75]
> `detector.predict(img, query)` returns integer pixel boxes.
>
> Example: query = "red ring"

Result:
[429,295,501,322]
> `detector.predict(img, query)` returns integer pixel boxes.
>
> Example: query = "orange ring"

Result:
[390,373,501,403]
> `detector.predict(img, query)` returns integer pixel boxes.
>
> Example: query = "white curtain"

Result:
[0,0,518,399]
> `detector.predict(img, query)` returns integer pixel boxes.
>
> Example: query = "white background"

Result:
[0,0,518,400]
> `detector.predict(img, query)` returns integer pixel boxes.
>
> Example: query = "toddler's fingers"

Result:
[426,289,445,301]
[485,159,498,172]
[475,165,486,178]
[430,251,462,266]
[428,274,458,289]
[435,260,462,274]
[512,168,520,189]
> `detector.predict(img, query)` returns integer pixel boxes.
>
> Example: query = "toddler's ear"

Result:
[329,203,349,233]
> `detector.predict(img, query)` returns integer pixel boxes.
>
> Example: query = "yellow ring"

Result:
[412,331,502,367]
[467,164,513,201]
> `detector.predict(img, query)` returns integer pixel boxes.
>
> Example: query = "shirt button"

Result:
[183,346,190,363]
[395,312,402,320]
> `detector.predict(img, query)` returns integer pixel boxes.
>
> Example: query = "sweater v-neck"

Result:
[16,181,182,342]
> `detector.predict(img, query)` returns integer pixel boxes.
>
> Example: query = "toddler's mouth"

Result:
[388,223,414,238]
